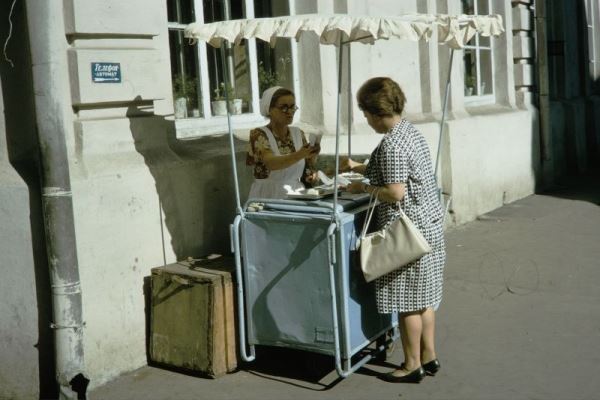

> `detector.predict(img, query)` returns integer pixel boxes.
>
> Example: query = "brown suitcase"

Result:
[149,256,237,377]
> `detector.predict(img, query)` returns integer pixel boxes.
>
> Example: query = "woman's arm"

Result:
[340,157,367,174]
[250,128,318,171]
[262,144,318,171]
[346,181,406,203]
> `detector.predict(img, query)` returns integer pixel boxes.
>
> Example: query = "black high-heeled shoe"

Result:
[422,359,441,376]
[379,366,426,383]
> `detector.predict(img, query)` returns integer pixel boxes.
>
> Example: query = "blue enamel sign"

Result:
[91,62,121,83]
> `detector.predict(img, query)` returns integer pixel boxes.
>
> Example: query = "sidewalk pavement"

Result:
[90,174,600,400]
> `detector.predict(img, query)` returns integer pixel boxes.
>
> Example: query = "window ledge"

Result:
[175,113,269,140]
[464,94,496,107]
[464,103,520,117]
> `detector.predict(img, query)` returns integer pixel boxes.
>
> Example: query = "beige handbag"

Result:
[358,189,432,283]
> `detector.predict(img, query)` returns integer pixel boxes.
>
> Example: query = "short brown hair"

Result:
[270,88,295,108]
[357,77,406,116]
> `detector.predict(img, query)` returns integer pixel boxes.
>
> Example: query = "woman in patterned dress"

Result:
[343,77,445,383]
[246,87,320,199]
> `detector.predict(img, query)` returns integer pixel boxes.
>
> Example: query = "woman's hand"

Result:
[305,171,319,185]
[345,181,365,194]
[310,144,321,158]
[340,157,366,174]
[298,143,320,159]
[339,157,355,172]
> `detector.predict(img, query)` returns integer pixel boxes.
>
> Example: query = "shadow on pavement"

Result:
[237,343,399,390]
[542,169,600,206]
[240,346,342,391]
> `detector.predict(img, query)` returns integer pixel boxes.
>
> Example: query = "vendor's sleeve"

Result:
[247,129,272,165]
[380,140,408,184]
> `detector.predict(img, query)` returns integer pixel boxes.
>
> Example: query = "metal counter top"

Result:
[246,192,371,215]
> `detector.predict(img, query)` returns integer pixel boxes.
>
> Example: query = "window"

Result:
[462,0,495,103]
[167,0,297,136]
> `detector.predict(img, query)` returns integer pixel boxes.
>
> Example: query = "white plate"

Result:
[340,172,364,180]
[286,186,337,200]
[340,172,367,183]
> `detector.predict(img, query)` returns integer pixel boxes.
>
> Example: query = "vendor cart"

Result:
[233,193,397,376]
[185,13,504,377]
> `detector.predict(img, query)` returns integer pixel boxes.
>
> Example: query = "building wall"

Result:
[546,0,600,176]
[0,73,41,400]
[0,0,545,396]
[311,0,538,222]
[1,0,254,396]
[0,0,55,398]
[61,0,254,390]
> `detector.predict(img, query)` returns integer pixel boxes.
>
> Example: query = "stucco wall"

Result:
[0,0,55,398]
[445,109,539,224]
[0,86,40,400]
[61,0,255,389]
[71,116,252,386]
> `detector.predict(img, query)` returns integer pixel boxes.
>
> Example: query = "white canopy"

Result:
[184,14,504,49]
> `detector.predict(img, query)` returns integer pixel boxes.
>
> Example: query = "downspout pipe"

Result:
[24,1,88,398]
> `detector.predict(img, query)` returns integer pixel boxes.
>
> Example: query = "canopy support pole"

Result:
[220,43,244,216]
[332,39,345,216]
[347,44,352,157]
[435,48,455,220]
[435,48,454,194]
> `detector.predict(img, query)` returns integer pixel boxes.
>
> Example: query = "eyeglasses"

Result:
[274,104,299,113]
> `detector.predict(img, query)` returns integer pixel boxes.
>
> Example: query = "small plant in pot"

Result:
[172,74,198,118]
[211,82,243,116]
[465,75,476,96]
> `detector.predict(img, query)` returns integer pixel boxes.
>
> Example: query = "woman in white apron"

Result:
[246,87,320,199]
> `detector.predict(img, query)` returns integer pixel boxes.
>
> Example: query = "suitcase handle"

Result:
[171,275,191,286]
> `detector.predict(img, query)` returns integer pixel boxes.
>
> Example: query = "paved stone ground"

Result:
[90,173,600,400]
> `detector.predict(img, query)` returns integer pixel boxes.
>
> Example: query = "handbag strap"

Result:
[359,188,380,240]
[395,201,406,217]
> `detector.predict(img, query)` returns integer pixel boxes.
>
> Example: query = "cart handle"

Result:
[231,215,256,362]
[327,221,371,377]
[326,221,395,377]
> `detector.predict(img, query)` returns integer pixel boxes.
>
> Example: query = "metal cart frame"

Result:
[185,14,504,378]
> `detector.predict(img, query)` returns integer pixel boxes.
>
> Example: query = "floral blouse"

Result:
[246,127,317,185]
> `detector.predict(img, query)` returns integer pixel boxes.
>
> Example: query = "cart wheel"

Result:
[374,335,387,363]
[386,336,397,358]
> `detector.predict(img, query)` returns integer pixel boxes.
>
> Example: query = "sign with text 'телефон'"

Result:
[91,62,121,83]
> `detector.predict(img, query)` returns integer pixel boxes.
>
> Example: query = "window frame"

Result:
[167,0,301,139]
[462,0,496,106]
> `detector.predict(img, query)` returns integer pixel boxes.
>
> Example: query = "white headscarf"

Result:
[259,86,283,117]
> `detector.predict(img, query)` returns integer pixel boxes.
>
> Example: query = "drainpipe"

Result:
[24,1,88,398]
[534,0,553,185]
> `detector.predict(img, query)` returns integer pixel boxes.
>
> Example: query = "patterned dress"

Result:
[364,119,446,313]
[246,127,316,186]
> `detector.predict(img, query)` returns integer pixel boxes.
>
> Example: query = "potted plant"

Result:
[172,74,198,118]
[211,82,243,116]
[465,75,476,96]
[258,61,279,94]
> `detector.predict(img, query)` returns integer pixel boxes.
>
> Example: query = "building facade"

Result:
[0,0,598,398]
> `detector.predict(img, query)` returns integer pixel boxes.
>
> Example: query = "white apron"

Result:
[248,126,305,200]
